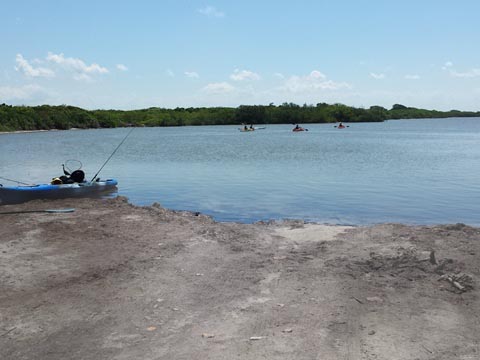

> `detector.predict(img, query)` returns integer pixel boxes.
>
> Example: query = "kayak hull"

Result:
[238,126,266,132]
[0,179,118,205]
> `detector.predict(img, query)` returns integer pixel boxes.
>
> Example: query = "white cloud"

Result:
[281,70,350,93]
[166,69,175,77]
[185,71,199,78]
[405,74,420,80]
[14,52,110,82]
[370,72,385,80]
[46,52,108,81]
[309,70,326,79]
[73,73,93,82]
[116,64,128,71]
[230,69,260,81]
[198,6,225,18]
[202,82,235,94]
[450,69,480,78]
[273,72,285,79]
[15,54,55,78]
[0,84,44,101]
[441,61,480,78]
[442,61,453,70]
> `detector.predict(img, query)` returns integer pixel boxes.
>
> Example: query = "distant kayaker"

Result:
[243,125,248,131]
[249,124,254,130]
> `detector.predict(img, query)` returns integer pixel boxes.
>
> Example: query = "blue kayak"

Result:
[0,179,118,205]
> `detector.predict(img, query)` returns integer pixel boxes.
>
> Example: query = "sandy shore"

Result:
[0,197,478,359]
[0,129,54,135]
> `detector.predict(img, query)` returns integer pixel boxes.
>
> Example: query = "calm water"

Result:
[1,118,480,225]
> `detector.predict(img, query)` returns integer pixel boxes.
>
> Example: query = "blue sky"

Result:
[1,0,480,110]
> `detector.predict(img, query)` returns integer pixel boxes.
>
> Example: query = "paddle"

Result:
[0,208,75,215]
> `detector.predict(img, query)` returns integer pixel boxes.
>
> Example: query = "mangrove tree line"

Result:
[1,102,479,132]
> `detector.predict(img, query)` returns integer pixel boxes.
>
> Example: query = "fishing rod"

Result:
[90,127,135,182]
[0,176,31,186]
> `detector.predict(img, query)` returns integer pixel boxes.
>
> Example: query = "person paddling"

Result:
[293,124,306,131]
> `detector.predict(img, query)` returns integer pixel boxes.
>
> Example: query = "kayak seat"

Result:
[70,170,85,183]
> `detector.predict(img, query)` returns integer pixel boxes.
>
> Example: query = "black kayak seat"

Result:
[70,170,85,183]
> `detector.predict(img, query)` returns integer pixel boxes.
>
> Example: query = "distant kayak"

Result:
[292,124,308,132]
[0,179,118,205]
[338,125,345,129]
[238,126,266,132]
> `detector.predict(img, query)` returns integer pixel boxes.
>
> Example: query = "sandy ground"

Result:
[0,197,478,360]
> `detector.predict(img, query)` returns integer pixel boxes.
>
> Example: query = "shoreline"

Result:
[1,196,478,359]
[0,129,56,135]
[0,128,88,135]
